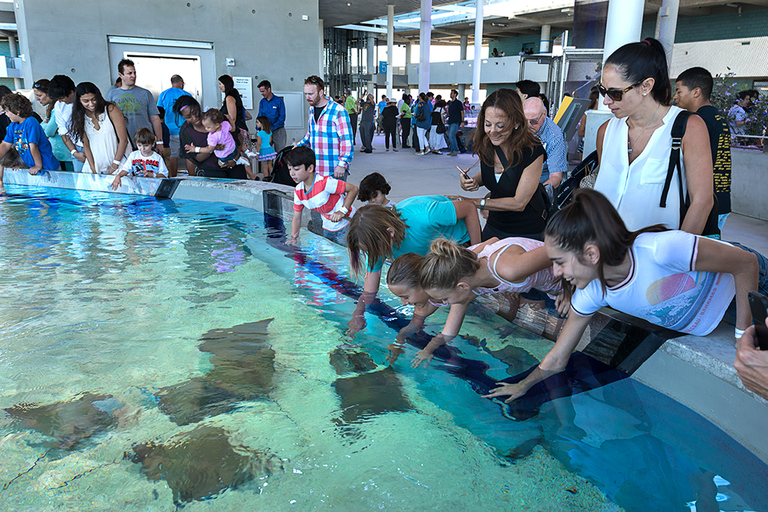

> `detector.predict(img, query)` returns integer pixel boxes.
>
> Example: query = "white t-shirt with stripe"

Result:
[293,174,355,232]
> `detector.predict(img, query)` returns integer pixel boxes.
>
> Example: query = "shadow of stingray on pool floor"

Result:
[127,424,282,506]
[156,319,275,426]
[333,367,412,425]
[4,392,123,451]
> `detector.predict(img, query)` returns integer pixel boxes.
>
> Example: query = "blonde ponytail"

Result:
[419,239,480,291]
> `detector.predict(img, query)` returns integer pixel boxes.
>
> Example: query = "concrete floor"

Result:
[346,132,768,255]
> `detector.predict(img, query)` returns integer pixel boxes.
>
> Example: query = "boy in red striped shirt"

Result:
[287,146,358,246]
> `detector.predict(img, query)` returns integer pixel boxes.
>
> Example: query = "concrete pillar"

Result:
[540,24,551,53]
[471,0,483,104]
[319,19,324,77]
[404,42,412,95]
[459,34,468,99]
[655,0,680,64]
[367,34,376,91]
[387,4,394,99]
[599,0,644,110]
[7,34,21,90]
[419,0,431,94]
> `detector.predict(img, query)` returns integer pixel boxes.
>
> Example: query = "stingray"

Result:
[4,392,122,450]
[329,347,377,375]
[333,367,411,424]
[155,319,276,425]
[128,424,281,505]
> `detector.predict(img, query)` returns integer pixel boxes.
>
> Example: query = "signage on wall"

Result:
[233,76,253,110]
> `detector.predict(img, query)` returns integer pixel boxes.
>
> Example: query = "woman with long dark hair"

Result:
[484,189,767,403]
[594,37,713,233]
[218,74,248,145]
[455,88,548,241]
[174,95,247,179]
[68,82,129,174]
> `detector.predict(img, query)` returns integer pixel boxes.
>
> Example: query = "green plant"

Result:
[711,70,767,141]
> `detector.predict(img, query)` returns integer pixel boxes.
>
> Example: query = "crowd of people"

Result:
[2,37,767,403]
[282,38,768,404]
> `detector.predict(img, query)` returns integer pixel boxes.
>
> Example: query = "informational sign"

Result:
[233,76,253,110]
[378,61,387,74]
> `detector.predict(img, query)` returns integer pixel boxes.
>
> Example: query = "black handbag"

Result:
[660,111,720,237]
[554,150,599,210]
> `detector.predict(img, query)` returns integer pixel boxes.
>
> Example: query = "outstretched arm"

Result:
[483,310,591,402]
[411,302,469,368]
[452,199,482,246]
[347,269,382,337]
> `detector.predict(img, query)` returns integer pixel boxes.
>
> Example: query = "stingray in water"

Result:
[329,347,377,375]
[4,392,123,450]
[333,366,412,425]
[155,319,276,426]
[127,424,282,505]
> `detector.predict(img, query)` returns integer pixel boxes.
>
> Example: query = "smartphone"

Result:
[748,291,768,350]
[456,165,470,180]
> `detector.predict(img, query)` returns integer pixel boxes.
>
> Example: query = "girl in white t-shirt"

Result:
[484,188,766,403]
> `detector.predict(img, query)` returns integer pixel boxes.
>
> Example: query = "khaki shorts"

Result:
[169,134,182,158]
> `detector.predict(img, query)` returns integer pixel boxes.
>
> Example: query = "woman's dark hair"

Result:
[0,85,13,100]
[2,93,35,119]
[69,82,110,144]
[545,189,666,295]
[587,87,600,110]
[33,78,54,121]
[218,75,239,99]
[434,99,447,109]
[172,95,201,122]
[472,88,541,168]
[605,37,671,105]
[48,75,75,102]
[358,172,391,202]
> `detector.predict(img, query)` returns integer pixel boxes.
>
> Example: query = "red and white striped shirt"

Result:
[294,174,355,232]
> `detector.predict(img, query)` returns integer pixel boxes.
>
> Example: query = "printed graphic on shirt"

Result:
[112,93,142,117]
[11,127,30,157]
[643,271,723,332]
[131,157,161,177]
[713,113,732,197]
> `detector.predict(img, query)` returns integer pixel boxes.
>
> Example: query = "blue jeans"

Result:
[447,123,460,153]
[71,144,85,173]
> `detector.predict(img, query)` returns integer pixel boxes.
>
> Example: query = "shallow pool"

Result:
[0,185,765,511]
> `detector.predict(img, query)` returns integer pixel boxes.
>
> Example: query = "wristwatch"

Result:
[479,198,486,210]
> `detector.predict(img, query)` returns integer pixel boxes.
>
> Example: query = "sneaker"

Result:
[448,151,458,156]
[236,156,250,166]
[393,148,398,152]
[386,148,389,152]
[245,150,258,158]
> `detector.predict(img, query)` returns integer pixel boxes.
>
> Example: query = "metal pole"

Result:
[471,0,483,104]
[459,34,468,100]
[419,0,432,93]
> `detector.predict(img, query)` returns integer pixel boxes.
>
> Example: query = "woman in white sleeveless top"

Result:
[68,82,129,174]
[593,38,713,234]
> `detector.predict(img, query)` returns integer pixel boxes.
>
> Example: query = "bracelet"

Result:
[339,206,349,214]
[735,327,746,338]
[156,140,163,144]
[393,341,406,347]
[195,147,200,153]
[70,148,77,155]
[113,159,121,165]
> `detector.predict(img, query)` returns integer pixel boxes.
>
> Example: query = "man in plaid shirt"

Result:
[297,75,354,180]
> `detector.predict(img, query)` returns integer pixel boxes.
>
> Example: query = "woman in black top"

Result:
[454,88,547,241]
[218,75,248,145]
[174,96,247,179]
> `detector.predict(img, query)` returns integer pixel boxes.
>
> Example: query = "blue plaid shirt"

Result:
[298,99,354,177]
[536,117,567,183]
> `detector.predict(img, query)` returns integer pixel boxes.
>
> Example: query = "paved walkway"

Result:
[346,132,768,256]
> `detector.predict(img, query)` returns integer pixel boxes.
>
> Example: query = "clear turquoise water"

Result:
[0,185,765,512]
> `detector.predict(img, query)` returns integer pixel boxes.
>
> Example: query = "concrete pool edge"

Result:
[5,169,768,463]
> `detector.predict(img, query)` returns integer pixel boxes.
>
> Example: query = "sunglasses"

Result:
[597,80,644,101]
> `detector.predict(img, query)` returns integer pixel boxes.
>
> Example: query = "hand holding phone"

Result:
[748,291,768,350]
[456,165,470,180]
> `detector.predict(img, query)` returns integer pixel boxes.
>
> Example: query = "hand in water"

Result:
[411,349,433,369]
[385,343,405,365]
[346,315,366,338]
[483,382,529,403]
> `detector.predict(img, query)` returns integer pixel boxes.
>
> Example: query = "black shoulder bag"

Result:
[660,111,720,237]
[494,146,551,221]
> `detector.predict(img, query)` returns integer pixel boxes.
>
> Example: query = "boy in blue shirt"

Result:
[0,93,58,189]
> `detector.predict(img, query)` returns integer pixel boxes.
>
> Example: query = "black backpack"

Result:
[268,146,297,186]
[660,111,720,237]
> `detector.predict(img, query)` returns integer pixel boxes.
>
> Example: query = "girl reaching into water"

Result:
[484,189,768,403]
[384,238,565,367]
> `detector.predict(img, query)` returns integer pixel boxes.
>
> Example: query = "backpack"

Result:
[268,146,297,186]
[660,111,720,237]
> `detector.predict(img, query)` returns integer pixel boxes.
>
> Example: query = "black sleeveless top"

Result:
[221,91,248,132]
[481,144,547,235]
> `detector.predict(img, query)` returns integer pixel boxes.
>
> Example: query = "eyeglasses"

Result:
[527,113,544,126]
[597,80,644,101]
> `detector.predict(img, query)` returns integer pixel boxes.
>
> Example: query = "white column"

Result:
[387,4,394,98]
[318,19,324,76]
[540,24,551,53]
[459,34,468,99]
[599,0,644,110]
[367,34,376,92]
[471,0,483,104]
[419,0,432,93]
[655,0,680,64]
[404,42,412,95]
